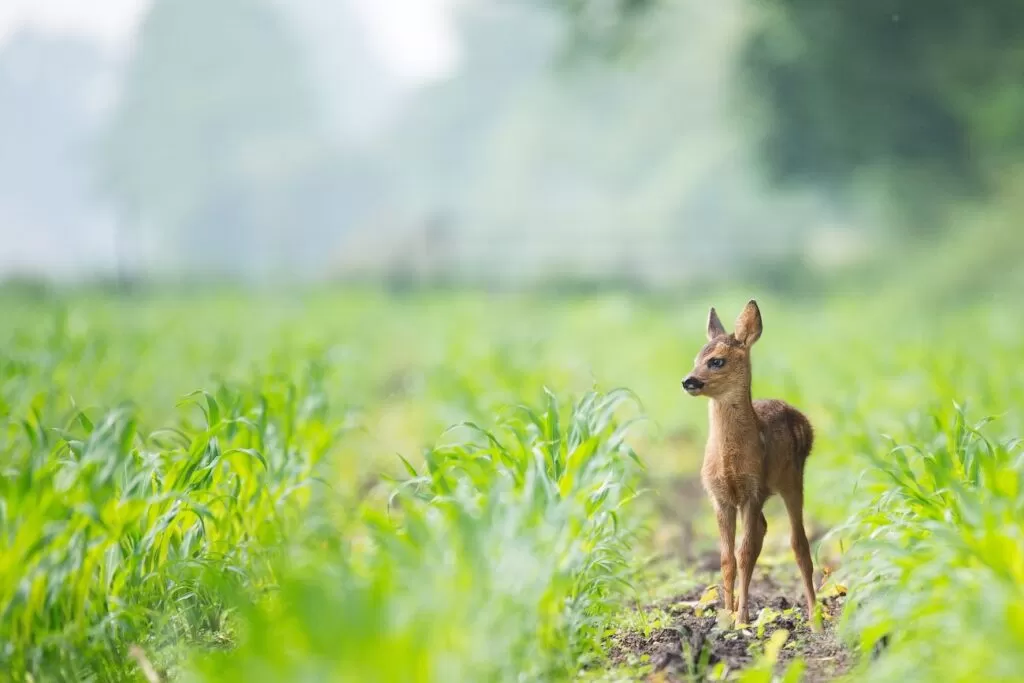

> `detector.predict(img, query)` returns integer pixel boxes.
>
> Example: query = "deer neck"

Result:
[708,384,759,446]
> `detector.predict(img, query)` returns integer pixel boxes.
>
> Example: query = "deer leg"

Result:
[736,503,767,625]
[714,502,737,613]
[781,488,819,630]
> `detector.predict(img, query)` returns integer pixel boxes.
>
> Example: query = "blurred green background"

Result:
[3,0,1022,290]
[1,1,1023,682]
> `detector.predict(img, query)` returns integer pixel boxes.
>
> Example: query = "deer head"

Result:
[681,300,763,399]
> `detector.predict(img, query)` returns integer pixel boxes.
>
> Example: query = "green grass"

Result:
[1,287,1023,681]
[185,388,645,683]
[1,369,336,679]
[828,406,1024,682]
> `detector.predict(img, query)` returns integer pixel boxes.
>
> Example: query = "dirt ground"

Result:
[601,474,852,682]
[606,575,849,681]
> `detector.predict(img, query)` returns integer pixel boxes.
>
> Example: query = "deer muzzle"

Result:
[682,376,705,394]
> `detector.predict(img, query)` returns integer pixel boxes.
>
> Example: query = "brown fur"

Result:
[681,300,819,629]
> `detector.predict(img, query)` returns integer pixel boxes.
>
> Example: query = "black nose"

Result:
[682,377,704,391]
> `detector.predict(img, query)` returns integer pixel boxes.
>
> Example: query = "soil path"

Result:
[602,475,852,682]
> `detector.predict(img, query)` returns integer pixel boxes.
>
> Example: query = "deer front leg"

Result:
[736,504,767,625]
[714,502,737,614]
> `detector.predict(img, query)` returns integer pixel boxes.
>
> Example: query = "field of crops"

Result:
[2,286,1022,682]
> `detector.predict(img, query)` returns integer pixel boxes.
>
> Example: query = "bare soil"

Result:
[604,474,852,681]
[607,573,849,681]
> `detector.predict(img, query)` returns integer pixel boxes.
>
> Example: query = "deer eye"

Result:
[707,357,726,369]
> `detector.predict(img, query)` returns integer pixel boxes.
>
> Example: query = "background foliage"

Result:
[3,1,1024,681]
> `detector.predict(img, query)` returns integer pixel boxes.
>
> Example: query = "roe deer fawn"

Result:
[681,300,819,629]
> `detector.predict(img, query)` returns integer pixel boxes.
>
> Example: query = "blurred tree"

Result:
[546,0,1024,233]
[0,33,114,275]
[382,4,562,211]
[741,0,1024,223]
[98,0,327,276]
[377,1,829,285]
[533,0,661,58]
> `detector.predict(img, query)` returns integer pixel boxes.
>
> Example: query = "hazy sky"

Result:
[350,0,459,85]
[0,0,459,84]
[0,0,148,49]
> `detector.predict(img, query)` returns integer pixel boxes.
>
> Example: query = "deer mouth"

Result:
[682,377,705,395]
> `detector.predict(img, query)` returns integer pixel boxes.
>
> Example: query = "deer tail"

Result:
[792,412,815,467]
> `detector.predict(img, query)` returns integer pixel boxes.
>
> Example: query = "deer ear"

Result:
[707,307,726,340]
[734,300,763,346]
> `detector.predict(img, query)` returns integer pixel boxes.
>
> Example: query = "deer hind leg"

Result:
[714,502,737,614]
[781,488,819,630]
[736,503,767,625]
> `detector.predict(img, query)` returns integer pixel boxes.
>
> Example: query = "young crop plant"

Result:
[826,405,1024,682]
[0,368,339,681]
[184,388,648,683]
